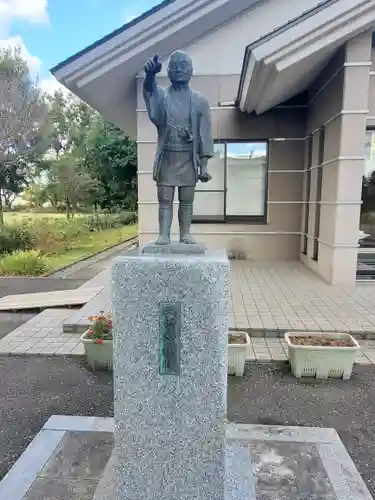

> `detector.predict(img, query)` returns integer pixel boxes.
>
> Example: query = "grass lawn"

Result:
[45,225,138,272]
[4,212,83,224]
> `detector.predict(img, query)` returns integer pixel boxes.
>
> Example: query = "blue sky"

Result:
[0,0,159,91]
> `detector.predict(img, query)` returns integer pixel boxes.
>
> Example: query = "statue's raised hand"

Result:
[144,54,162,75]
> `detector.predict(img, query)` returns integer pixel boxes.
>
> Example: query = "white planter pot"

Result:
[285,332,360,380]
[80,331,113,371]
[228,332,250,376]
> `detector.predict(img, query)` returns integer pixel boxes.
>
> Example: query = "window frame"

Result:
[192,139,269,224]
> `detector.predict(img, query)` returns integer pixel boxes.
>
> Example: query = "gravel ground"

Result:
[1,357,374,497]
[0,356,113,481]
[228,362,375,497]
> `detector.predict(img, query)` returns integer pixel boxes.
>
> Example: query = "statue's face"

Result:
[168,51,193,84]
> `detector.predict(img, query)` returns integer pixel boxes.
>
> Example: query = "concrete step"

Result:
[63,286,111,333]
[0,287,103,311]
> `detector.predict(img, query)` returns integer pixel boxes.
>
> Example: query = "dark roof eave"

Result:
[50,0,177,74]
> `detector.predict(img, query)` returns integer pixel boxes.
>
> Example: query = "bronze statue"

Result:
[143,51,214,245]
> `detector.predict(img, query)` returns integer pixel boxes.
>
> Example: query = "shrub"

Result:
[0,250,49,276]
[116,211,137,225]
[49,218,89,251]
[24,218,89,253]
[84,211,137,232]
[25,219,64,254]
[0,224,32,254]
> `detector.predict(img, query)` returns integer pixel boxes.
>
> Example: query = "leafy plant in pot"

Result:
[80,311,113,370]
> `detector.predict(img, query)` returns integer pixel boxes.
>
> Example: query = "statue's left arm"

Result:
[198,97,214,180]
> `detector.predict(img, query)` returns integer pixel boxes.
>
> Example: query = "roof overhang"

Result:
[238,0,375,114]
[51,0,261,137]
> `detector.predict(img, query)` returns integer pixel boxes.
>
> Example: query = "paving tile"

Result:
[72,344,85,355]
[256,353,271,361]
[34,341,53,348]
[269,352,287,361]
[5,342,21,350]
[5,260,375,359]
[25,347,45,354]
[356,357,372,365]
[57,335,75,342]
[45,342,67,349]
[41,348,59,355]
[56,345,79,355]
[265,340,282,346]
[267,349,284,354]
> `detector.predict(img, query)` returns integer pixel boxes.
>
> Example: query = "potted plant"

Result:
[80,312,113,371]
[228,331,250,376]
[285,332,360,380]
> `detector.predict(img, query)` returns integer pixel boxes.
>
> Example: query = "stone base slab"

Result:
[1,417,372,500]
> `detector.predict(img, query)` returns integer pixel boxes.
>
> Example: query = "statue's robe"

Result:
[143,84,214,186]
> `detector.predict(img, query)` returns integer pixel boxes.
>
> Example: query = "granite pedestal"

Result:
[93,249,230,500]
[142,241,206,255]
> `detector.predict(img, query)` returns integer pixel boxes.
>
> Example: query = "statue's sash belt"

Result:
[163,144,194,152]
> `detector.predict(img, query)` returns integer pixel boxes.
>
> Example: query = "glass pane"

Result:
[197,142,225,191]
[226,142,267,216]
[357,252,375,280]
[360,131,375,249]
[193,191,224,218]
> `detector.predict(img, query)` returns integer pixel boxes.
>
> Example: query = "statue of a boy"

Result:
[143,51,214,245]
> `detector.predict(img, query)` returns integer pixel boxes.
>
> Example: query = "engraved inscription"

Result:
[159,302,181,375]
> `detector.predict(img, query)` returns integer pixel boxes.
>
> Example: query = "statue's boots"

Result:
[155,205,172,245]
[179,203,196,244]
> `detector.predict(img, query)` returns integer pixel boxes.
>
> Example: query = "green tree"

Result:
[45,91,96,157]
[43,89,137,214]
[0,47,48,224]
[84,117,137,211]
[23,183,48,209]
[47,153,101,218]
[45,90,71,156]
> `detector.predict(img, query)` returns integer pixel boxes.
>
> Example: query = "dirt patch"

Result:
[228,333,248,345]
[289,335,355,347]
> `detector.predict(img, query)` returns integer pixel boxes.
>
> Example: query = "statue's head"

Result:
[168,51,193,85]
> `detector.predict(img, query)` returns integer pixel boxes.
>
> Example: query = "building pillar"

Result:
[327,31,371,285]
[303,30,372,286]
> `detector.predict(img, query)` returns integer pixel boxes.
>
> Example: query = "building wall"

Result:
[301,30,372,286]
[156,0,326,76]
[369,47,375,120]
[137,75,306,258]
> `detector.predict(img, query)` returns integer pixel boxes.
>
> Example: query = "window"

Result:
[193,141,268,223]
[360,130,375,249]
[357,129,375,279]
